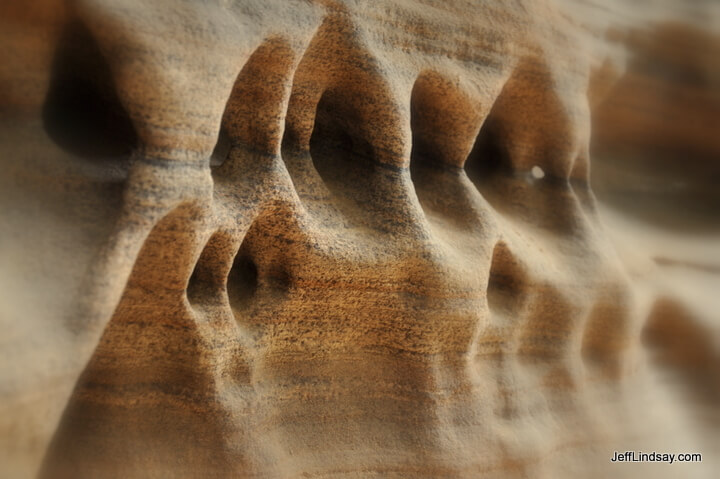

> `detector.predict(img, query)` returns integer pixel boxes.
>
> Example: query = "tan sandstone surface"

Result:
[0,0,718,478]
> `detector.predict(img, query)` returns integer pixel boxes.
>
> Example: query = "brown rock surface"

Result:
[0,0,718,478]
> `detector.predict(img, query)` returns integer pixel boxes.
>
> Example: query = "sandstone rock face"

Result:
[0,1,718,478]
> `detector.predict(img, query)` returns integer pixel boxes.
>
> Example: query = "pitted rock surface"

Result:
[1,1,718,478]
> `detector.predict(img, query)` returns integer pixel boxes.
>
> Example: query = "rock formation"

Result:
[0,0,718,478]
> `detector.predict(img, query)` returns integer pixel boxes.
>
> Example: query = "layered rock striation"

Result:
[0,0,718,477]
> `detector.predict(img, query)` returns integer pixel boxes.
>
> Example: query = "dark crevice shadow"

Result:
[210,127,232,168]
[184,227,288,322]
[42,21,137,167]
[309,89,378,192]
[303,89,411,234]
[187,231,235,308]
[227,247,259,314]
[227,223,292,325]
[464,115,512,187]
[465,111,587,234]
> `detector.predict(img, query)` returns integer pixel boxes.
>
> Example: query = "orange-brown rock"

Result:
[0,0,718,478]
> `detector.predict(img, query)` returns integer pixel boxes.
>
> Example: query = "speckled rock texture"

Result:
[0,0,718,478]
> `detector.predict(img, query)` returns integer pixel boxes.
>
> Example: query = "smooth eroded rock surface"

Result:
[0,0,718,478]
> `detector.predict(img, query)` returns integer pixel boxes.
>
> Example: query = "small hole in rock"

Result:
[210,127,232,167]
[464,116,509,186]
[186,232,232,307]
[309,91,375,189]
[531,165,545,179]
[186,262,214,307]
[227,251,259,312]
[187,264,202,302]
[43,21,137,162]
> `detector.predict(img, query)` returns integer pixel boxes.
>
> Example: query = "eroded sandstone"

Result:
[0,1,718,478]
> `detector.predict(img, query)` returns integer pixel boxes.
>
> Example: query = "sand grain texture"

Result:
[0,0,718,478]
